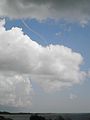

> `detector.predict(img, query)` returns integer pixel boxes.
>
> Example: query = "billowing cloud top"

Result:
[0,0,90,22]
[0,20,86,107]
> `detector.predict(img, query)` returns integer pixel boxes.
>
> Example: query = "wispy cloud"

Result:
[80,20,88,28]
[69,93,77,100]
[56,32,63,38]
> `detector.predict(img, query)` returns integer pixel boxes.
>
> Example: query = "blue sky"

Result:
[0,18,89,113]
[0,0,90,113]
[5,18,90,71]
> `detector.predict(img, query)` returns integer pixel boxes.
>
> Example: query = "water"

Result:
[0,113,90,120]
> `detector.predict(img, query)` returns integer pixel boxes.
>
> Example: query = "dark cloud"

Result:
[0,0,90,22]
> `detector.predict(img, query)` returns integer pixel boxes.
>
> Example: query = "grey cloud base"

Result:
[0,0,90,22]
[0,20,86,107]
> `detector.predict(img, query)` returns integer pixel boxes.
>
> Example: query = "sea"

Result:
[0,113,90,120]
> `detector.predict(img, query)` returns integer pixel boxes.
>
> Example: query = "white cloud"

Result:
[56,32,63,38]
[69,93,77,100]
[80,20,88,28]
[0,0,90,23]
[0,20,87,106]
[0,72,33,107]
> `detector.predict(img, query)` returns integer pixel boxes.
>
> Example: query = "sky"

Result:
[0,0,90,113]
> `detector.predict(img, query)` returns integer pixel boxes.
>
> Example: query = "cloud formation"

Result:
[0,0,90,22]
[0,20,86,106]
[0,72,32,107]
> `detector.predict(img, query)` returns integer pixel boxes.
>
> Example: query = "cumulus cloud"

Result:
[0,0,90,22]
[0,20,86,106]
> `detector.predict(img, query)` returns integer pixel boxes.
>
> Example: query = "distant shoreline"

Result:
[0,112,90,114]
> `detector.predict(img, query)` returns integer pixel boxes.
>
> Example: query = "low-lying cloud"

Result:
[0,0,90,22]
[0,20,86,106]
[0,72,32,107]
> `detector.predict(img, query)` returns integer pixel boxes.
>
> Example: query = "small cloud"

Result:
[69,93,77,100]
[56,32,63,38]
[64,26,71,32]
[55,26,71,39]
[80,20,88,28]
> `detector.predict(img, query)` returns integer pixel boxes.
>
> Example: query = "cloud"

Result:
[0,0,90,22]
[0,20,86,106]
[69,93,77,100]
[80,20,88,28]
[87,71,90,77]
[56,32,63,38]
[0,72,33,107]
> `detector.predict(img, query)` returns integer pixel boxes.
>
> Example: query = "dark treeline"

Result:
[0,112,10,114]
[0,112,71,120]
[30,114,72,120]
[0,112,90,120]
[0,111,30,115]
[0,116,13,120]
